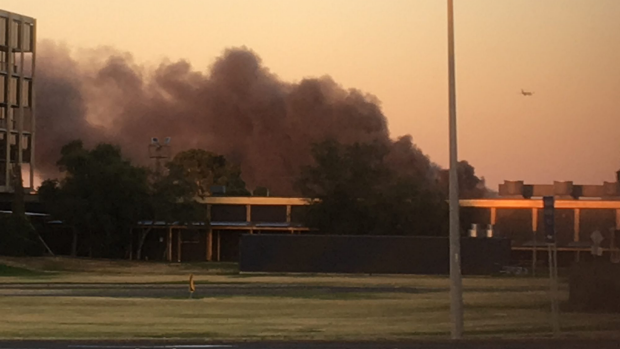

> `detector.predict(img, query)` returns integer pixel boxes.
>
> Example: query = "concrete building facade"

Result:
[0,10,36,192]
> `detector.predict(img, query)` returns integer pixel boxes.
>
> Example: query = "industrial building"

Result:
[135,197,311,262]
[461,174,620,269]
[0,10,36,192]
[137,175,620,265]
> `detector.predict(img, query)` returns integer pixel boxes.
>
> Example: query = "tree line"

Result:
[1,138,489,258]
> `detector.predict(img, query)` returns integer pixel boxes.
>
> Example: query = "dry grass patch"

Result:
[0,256,237,275]
[0,257,556,291]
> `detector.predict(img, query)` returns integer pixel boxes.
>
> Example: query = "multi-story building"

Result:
[0,10,36,192]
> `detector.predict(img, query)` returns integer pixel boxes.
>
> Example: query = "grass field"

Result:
[1,257,618,341]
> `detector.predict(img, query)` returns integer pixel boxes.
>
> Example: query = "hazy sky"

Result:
[4,0,620,189]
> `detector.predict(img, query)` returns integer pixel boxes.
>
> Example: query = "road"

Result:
[1,340,620,349]
[0,283,434,298]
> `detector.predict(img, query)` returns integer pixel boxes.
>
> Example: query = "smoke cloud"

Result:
[36,41,436,195]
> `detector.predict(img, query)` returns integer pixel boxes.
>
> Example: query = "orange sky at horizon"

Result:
[4,0,620,190]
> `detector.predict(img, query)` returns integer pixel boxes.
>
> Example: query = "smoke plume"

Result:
[36,41,436,195]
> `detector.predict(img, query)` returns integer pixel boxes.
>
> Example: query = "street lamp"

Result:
[447,0,464,339]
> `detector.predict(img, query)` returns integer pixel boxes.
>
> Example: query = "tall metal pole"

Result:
[447,0,464,339]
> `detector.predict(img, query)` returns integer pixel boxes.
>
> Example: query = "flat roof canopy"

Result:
[197,197,313,206]
[460,199,620,209]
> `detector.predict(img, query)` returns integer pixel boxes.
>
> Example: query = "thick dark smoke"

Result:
[36,41,436,195]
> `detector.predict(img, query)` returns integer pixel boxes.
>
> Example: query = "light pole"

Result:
[447,0,464,339]
[148,137,171,177]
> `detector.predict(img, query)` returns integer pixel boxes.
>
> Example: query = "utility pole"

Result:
[148,137,171,177]
[447,0,464,339]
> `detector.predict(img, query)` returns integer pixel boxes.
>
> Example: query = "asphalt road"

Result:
[1,340,620,349]
[0,283,433,298]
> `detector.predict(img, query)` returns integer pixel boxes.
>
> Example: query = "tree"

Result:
[0,164,43,256]
[39,179,79,256]
[296,140,448,236]
[133,149,249,260]
[134,164,208,260]
[39,142,219,260]
[11,164,25,217]
[39,140,150,258]
[166,149,250,197]
[438,160,488,199]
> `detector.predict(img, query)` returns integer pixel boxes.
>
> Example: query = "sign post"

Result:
[591,230,604,257]
[543,196,560,336]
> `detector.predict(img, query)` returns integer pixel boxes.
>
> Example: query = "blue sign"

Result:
[543,196,555,243]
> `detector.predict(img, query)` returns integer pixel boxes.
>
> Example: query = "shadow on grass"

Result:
[0,264,50,277]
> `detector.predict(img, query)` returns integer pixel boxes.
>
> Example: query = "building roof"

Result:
[197,196,313,206]
[0,9,36,23]
[460,199,620,209]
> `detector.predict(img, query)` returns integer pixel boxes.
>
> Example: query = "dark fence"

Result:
[569,261,620,312]
[240,235,511,275]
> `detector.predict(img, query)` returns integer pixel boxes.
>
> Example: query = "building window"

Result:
[21,134,28,149]
[0,17,6,47]
[22,107,32,132]
[22,134,31,163]
[16,52,33,77]
[21,79,30,107]
[0,131,5,157]
[22,23,33,52]
[9,133,17,162]
[0,75,5,103]
[10,107,17,130]
[9,77,18,106]
[0,107,5,129]
[251,205,287,222]
[10,20,20,49]
[0,49,6,72]
[211,205,247,222]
